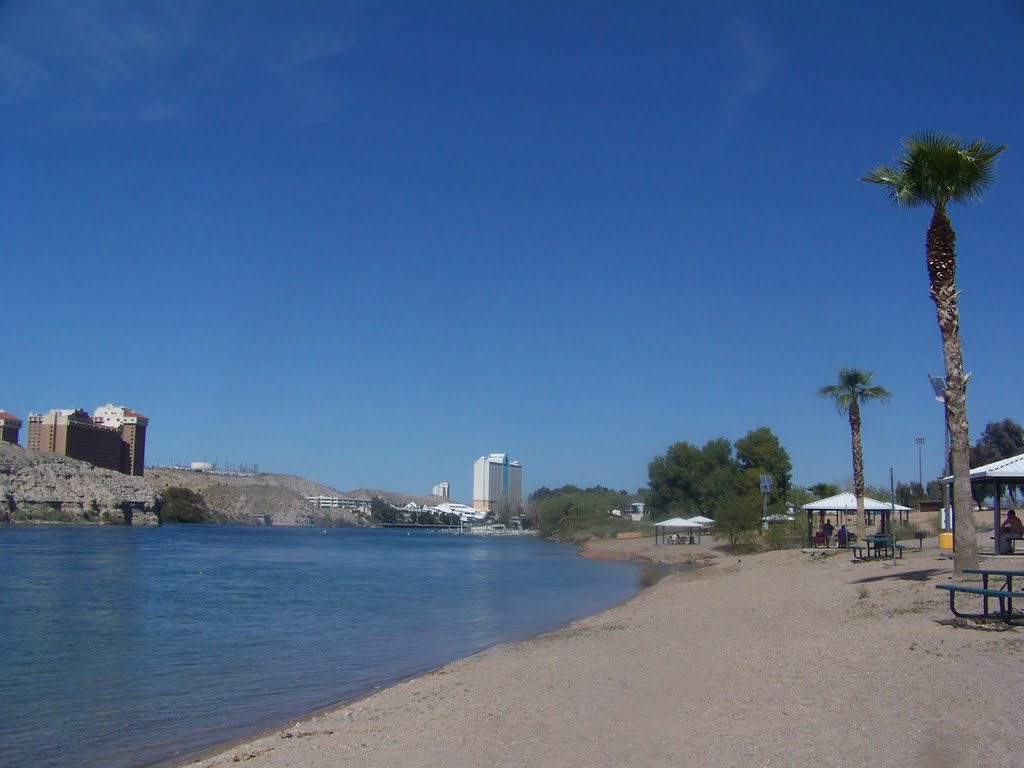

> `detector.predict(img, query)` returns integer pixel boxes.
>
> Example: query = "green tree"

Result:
[715,493,763,550]
[896,481,925,509]
[972,419,1024,466]
[818,369,891,542]
[647,438,743,518]
[160,487,209,523]
[735,426,792,503]
[863,133,1005,572]
[370,496,399,524]
[787,486,813,510]
[808,482,841,499]
[531,485,639,541]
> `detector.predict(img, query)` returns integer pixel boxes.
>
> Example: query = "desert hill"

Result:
[1,441,443,527]
[143,472,453,526]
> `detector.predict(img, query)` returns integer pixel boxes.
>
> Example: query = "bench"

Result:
[992,534,1022,555]
[935,583,1024,623]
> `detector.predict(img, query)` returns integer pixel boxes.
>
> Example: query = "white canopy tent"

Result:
[653,517,703,545]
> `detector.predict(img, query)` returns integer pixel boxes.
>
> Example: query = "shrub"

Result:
[763,523,802,551]
[893,522,917,541]
[160,487,210,524]
[716,502,762,550]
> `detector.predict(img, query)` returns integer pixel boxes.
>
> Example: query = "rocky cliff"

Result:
[0,442,161,524]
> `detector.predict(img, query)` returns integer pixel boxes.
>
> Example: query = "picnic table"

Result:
[935,567,1024,623]
[850,534,905,560]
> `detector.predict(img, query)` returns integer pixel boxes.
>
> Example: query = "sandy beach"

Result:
[183,536,1023,768]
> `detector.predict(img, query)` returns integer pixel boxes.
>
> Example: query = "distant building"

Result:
[92,404,148,477]
[434,501,487,523]
[306,495,371,514]
[472,453,522,512]
[0,410,22,444]
[26,404,148,476]
[432,481,450,498]
[27,409,124,473]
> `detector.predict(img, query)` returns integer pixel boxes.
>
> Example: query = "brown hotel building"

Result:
[26,405,148,476]
[0,411,22,444]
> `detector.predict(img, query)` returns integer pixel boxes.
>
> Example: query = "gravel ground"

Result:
[182,537,1023,768]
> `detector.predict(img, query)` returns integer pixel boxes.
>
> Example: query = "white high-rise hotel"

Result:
[472,453,522,512]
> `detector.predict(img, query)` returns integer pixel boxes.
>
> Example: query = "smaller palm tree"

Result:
[819,369,891,541]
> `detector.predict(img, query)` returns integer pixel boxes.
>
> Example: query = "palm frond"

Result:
[862,132,1005,209]
[818,369,890,413]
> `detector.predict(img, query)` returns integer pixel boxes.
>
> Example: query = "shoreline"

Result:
[178,537,1022,768]
[160,535,654,768]
[578,532,719,565]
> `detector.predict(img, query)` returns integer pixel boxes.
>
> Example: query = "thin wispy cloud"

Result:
[0,0,355,125]
[719,11,780,121]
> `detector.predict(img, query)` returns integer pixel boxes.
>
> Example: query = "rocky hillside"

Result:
[0,442,161,525]
[146,470,454,526]
[146,468,364,526]
[0,442,448,527]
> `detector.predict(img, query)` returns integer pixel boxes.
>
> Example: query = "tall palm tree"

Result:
[862,133,1005,572]
[819,369,891,542]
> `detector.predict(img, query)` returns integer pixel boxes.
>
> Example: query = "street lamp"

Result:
[915,437,925,495]
[929,375,950,530]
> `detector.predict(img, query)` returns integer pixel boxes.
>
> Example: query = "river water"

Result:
[0,525,640,767]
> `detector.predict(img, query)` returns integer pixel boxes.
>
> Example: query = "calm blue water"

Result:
[0,525,640,768]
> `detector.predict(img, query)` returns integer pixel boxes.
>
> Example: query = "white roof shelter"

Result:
[654,517,702,528]
[802,493,911,546]
[803,493,911,513]
[944,453,1024,483]
[686,515,715,525]
[943,452,1024,554]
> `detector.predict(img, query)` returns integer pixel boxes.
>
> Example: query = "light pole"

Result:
[915,437,925,496]
[929,375,950,531]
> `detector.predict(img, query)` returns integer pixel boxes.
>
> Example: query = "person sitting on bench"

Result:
[999,510,1024,554]
[836,525,849,549]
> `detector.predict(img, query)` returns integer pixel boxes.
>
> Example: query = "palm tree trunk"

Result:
[849,401,865,542]
[927,206,979,572]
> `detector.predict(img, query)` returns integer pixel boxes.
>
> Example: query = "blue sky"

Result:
[3,1,1022,500]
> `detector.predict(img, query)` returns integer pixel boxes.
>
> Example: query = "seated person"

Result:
[836,525,849,548]
[669,532,679,544]
[999,510,1024,553]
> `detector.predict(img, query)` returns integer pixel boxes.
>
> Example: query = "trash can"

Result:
[938,532,953,550]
